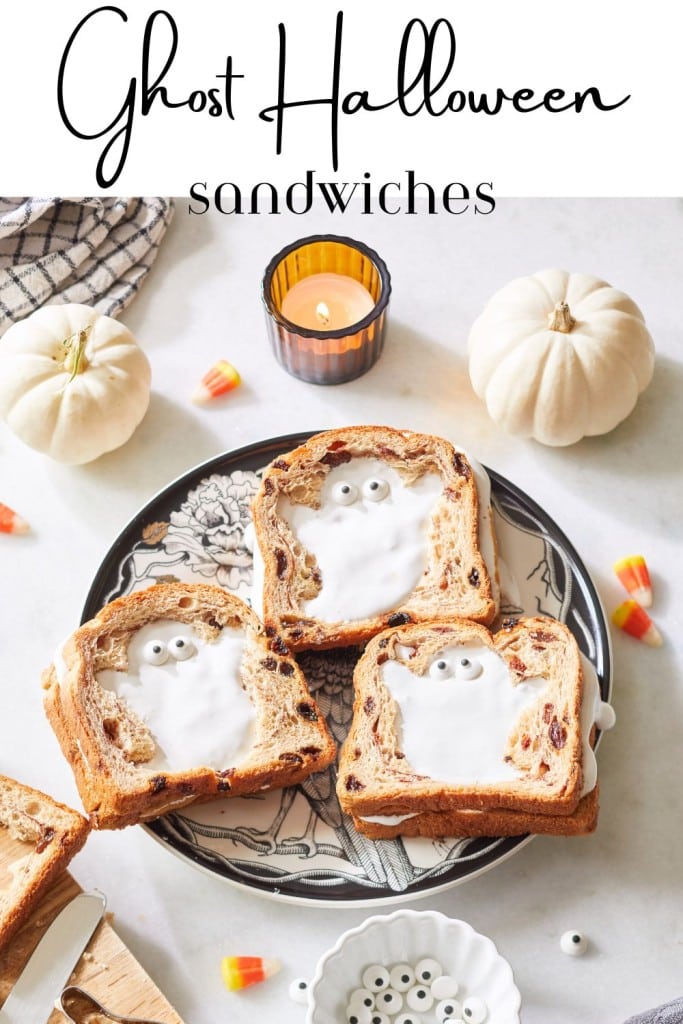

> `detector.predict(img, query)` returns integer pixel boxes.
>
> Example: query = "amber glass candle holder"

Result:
[261,235,391,385]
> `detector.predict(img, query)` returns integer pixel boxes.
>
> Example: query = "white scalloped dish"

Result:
[307,909,521,1024]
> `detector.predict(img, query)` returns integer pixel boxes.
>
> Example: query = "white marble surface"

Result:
[1,198,682,1023]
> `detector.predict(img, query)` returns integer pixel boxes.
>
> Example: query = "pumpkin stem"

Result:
[63,326,91,380]
[548,302,576,333]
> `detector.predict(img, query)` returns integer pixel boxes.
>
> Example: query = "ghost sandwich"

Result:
[337,616,614,838]
[43,583,335,829]
[251,426,500,650]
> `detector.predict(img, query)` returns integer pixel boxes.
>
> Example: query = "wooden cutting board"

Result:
[0,864,183,1023]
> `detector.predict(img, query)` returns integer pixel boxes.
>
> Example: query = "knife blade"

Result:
[0,890,106,1024]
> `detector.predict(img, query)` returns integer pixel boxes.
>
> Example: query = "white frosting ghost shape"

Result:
[96,620,255,772]
[278,458,443,622]
[382,645,549,784]
[579,654,615,796]
[383,647,613,794]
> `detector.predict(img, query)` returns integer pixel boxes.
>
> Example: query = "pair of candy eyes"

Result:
[429,657,482,681]
[142,637,195,665]
[331,478,390,506]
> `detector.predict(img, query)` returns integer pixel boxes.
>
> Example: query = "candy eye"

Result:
[169,636,195,661]
[362,478,390,502]
[332,481,359,506]
[462,996,488,1022]
[560,930,588,956]
[346,1008,372,1024]
[389,964,415,992]
[349,989,375,1009]
[378,989,403,1014]
[431,976,459,1000]
[143,640,168,665]
[456,657,483,680]
[288,978,310,1004]
[406,985,434,1012]
[415,957,442,984]
[429,658,452,680]
[361,965,390,993]
[436,999,463,1023]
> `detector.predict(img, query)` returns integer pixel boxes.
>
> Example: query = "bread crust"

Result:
[0,775,89,951]
[251,426,498,650]
[43,583,336,830]
[337,616,586,822]
[352,787,599,840]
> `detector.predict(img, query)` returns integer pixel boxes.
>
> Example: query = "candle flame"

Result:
[315,301,330,326]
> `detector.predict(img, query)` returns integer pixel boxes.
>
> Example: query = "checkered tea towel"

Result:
[0,196,174,334]
[624,998,683,1023]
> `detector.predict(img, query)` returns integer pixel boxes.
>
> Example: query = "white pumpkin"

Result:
[0,304,151,464]
[468,270,655,446]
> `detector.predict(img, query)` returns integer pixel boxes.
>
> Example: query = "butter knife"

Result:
[60,986,164,1023]
[0,891,106,1024]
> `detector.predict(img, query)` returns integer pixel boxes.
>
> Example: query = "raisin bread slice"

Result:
[0,776,89,951]
[337,616,588,823]
[251,426,499,651]
[351,786,599,839]
[43,583,336,830]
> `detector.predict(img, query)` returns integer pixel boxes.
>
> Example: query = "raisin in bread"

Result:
[43,583,336,830]
[0,776,89,951]
[337,616,600,831]
[251,426,499,651]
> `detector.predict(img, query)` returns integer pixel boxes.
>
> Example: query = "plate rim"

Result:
[141,823,535,910]
[486,465,613,700]
[81,431,318,622]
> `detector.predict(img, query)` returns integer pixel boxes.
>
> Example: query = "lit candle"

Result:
[280,273,375,332]
[262,235,391,385]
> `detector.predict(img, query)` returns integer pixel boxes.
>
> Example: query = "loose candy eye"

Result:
[455,657,483,680]
[394,1016,421,1024]
[462,996,488,1022]
[362,965,391,993]
[288,978,310,1004]
[429,659,452,680]
[389,964,415,992]
[362,478,390,502]
[436,998,463,1022]
[169,636,195,660]
[406,985,434,1012]
[370,1014,390,1024]
[378,989,403,1014]
[143,640,168,665]
[415,958,442,984]
[332,481,359,506]
[560,930,588,956]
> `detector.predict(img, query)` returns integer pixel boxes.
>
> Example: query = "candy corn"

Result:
[0,502,29,535]
[614,555,653,607]
[221,956,281,992]
[612,599,662,647]
[192,360,241,403]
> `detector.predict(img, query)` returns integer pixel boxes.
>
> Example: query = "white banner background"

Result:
[2,0,681,196]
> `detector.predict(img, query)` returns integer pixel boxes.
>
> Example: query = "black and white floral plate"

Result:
[82,432,612,907]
